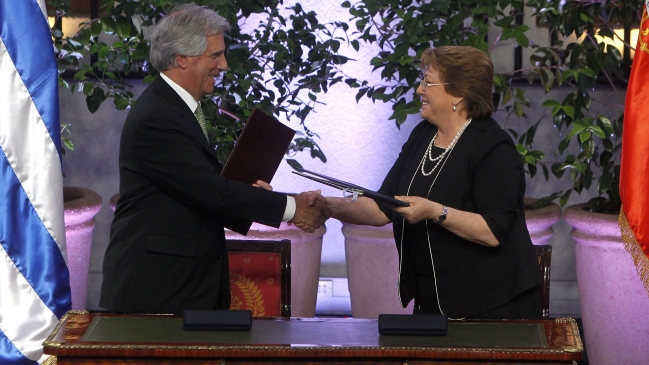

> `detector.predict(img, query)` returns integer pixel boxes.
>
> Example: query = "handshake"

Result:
[289,190,331,233]
[253,181,330,233]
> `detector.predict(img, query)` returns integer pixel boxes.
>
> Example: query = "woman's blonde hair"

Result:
[421,46,495,119]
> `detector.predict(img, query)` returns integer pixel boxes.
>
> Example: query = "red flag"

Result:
[620,3,649,297]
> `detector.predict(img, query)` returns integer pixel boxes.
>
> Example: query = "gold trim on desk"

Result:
[42,355,57,365]
[555,317,584,353]
[44,342,575,354]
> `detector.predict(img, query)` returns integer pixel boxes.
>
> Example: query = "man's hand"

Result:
[253,180,273,191]
[290,190,331,233]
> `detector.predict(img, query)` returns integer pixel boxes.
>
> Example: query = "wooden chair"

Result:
[534,244,552,319]
[226,239,291,318]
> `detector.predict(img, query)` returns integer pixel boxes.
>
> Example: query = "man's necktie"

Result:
[194,104,210,142]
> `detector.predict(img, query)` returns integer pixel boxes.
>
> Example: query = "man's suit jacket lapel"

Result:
[151,76,220,162]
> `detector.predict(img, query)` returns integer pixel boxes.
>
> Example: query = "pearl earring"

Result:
[452,103,457,111]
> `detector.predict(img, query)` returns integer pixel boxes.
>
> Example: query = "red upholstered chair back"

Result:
[227,239,291,318]
[534,245,552,319]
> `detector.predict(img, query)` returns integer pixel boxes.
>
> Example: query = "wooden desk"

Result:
[44,311,582,364]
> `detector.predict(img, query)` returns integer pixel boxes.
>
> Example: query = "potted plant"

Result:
[526,1,649,363]
[49,0,355,316]
[63,186,102,310]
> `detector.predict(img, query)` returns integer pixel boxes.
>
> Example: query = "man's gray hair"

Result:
[150,4,231,71]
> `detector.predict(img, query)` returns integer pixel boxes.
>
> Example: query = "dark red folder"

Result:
[221,109,295,184]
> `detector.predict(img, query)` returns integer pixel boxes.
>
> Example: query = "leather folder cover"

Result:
[378,314,448,336]
[183,309,252,331]
[221,109,296,185]
[292,168,409,208]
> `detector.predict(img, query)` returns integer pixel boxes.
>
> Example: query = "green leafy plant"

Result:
[524,0,639,212]
[49,0,356,164]
[342,0,550,202]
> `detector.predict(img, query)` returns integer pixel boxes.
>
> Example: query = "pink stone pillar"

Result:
[226,222,325,318]
[342,222,413,319]
[63,186,102,310]
[524,198,561,246]
[565,204,649,365]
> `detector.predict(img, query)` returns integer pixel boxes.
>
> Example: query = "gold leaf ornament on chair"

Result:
[229,271,265,316]
[230,291,243,310]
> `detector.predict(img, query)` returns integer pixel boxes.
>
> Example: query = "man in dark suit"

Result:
[100,4,328,314]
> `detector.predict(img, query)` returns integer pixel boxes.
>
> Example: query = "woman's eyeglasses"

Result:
[419,80,449,89]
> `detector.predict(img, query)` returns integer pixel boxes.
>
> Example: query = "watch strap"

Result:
[434,205,448,223]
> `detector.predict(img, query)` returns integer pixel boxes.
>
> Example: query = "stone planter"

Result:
[564,203,649,365]
[64,186,102,310]
[226,223,325,318]
[342,222,413,319]
[524,197,561,246]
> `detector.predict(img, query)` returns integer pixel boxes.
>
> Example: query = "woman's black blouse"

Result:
[376,117,541,319]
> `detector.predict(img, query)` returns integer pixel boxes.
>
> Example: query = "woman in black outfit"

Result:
[324,46,542,319]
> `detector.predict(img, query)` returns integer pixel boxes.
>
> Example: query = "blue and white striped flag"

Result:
[0,0,72,364]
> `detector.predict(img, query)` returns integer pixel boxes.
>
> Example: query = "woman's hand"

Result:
[393,196,439,225]
[395,196,500,247]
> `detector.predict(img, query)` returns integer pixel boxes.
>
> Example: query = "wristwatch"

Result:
[434,205,448,224]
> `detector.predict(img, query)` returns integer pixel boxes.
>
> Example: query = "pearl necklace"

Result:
[421,118,472,176]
